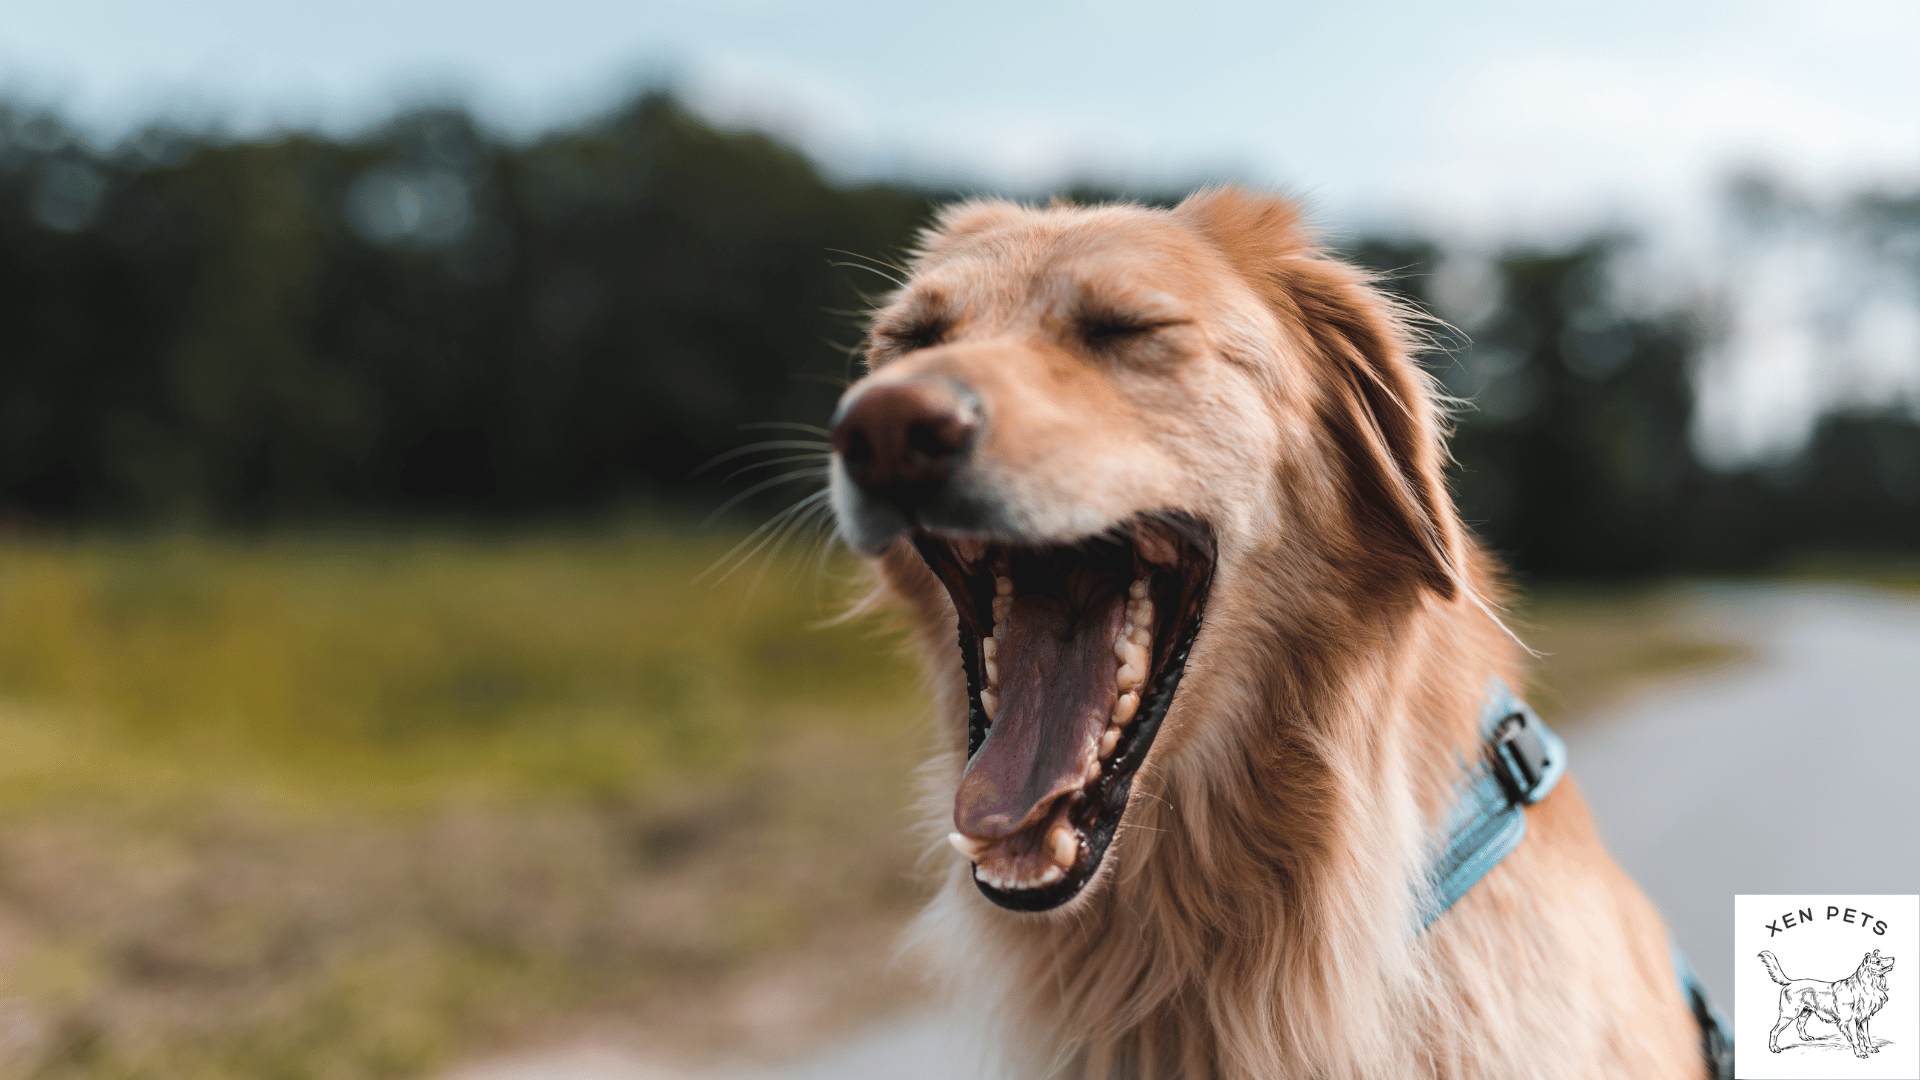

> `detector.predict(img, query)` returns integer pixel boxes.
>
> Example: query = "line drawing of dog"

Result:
[826,188,1714,1078]
[1760,948,1895,1058]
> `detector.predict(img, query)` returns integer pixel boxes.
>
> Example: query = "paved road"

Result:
[1562,584,1920,1010]
[448,584,1920,1080]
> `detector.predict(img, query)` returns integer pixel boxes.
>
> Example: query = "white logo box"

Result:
[1734,894,1917,1080]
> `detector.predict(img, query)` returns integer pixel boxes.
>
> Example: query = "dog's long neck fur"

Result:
[888,540,1527,1078]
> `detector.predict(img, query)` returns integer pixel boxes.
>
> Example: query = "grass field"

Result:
[0,531,1756,1079]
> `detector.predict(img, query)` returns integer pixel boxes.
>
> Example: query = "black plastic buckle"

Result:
[1488,710,1550,803]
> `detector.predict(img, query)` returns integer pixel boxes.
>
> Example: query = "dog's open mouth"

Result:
[913,514,1215,912]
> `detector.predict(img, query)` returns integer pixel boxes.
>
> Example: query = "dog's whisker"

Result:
[721,451,832,485]
[689,439,832,479]
[828,258,907,290]
[738,420,832,437]
[826,247,911,279]
[700,466,830,528]
[697,487,833,587]
[742,495,832,603]
[794,367,856,388]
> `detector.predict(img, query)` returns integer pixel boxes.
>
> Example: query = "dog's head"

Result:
[829,188,1462,912]
[1864,950,1896,976]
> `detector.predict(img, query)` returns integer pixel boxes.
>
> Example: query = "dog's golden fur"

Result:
[844,188,1703,1078]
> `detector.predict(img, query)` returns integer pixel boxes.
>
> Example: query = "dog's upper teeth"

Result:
[1114,585,1154,691]
[1111,689,1140,727]
[1126,596,1152,634]
[948,831,989,861]
[982,635,999,686]
[1115,640,1148,690]
[1098,727,1121,758]
[980,688,999,720]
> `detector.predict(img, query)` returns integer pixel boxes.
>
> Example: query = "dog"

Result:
[826,188,1707,1078]
[1760,949,1894,1057]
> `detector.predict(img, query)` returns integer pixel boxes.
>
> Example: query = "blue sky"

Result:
[4,0,1918,238]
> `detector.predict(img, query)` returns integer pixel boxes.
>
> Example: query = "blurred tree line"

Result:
[1,88,1915,574]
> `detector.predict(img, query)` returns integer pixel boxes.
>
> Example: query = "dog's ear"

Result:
[1175,186,1461,601]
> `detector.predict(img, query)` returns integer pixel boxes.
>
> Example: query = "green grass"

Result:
[0,535,1781,1079]
[0,533,914,807]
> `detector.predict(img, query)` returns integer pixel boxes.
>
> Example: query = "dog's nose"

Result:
[831,380,979,512]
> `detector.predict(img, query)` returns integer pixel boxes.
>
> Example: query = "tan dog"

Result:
[1760,949,1894,1058]
[827,188,1706,1078]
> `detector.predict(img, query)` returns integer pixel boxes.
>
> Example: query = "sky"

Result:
[3,0,1919,459]
[5,0,1918,235]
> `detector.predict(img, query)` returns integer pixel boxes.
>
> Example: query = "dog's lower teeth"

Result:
[1112,689,1140,726]
[981,689,999,719]
[976,863,1065,891]
[1049,825,1079,868]
[1099,727,1121,758]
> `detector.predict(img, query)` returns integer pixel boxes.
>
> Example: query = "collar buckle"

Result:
[1487,710,1551,804]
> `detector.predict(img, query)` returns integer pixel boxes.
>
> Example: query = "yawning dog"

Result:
[1760,949,1895,1058]
[827,188,1708,1078]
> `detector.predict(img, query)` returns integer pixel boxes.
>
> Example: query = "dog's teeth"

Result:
[1112,690,1140,727]
[1127,596,1152,627]
[992,596,1012,627]
[1099,726,1121,758]
[980,689,998,720]
[948,832,988,861]
[1116,641,1148,690]
[995,575,1014,596]
[1129,578,1149,601]
[1049,823,1079,867]
[982,636,999,685]
[1036,864,1064,886]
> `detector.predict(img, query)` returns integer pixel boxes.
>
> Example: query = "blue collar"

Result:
[1420,677,1566,928]
[1421,678,1733,1079]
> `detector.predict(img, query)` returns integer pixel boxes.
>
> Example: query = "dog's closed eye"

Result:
[1076,312,1188,352]
[871,316,952,360]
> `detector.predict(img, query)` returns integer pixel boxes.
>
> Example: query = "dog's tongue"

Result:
[954,592,1124,840]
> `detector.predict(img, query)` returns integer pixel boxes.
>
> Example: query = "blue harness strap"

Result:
[1421,678,1733,1080]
